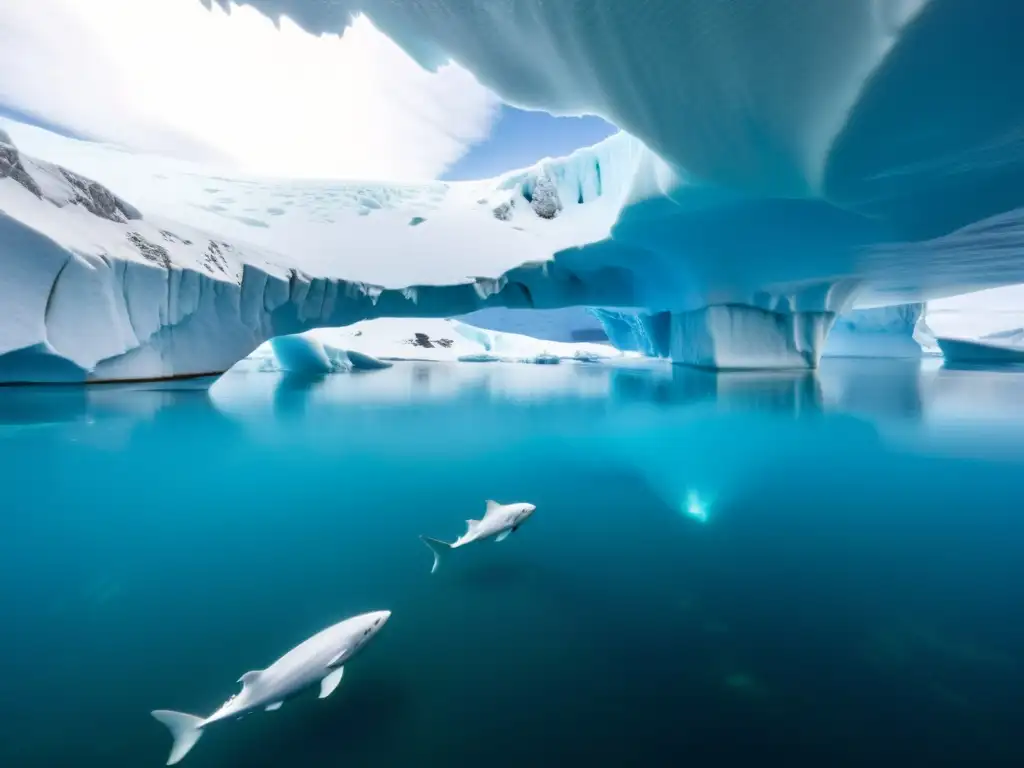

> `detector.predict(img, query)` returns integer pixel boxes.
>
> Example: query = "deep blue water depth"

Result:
[2,359,1024,767]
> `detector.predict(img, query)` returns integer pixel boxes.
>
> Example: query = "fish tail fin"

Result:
[151,710,204,765]
[419,535,452,574]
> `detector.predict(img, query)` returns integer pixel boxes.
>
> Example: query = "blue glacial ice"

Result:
[935,337,1024,366]
[265,334,392,374]
[1,1,1023,380]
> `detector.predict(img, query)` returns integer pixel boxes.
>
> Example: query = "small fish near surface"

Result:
[420,499,537,573]
[151,610,391,765]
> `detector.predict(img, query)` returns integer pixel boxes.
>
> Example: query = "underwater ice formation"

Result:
[3,0,1024,379]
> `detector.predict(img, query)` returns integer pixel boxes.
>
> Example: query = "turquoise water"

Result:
[3,359,1024,766]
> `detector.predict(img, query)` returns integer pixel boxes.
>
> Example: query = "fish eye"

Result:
[364,628,371,636]
[374,618,381,626]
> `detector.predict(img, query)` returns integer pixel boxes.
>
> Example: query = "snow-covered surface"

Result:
[0,120,639,381]
[235,317,627,373]
[0,118,631,289]
[5,0,1024,377]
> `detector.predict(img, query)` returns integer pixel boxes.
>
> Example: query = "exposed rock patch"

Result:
[0,144,43,197]
[126,232,171,269]
[529,172,562,219]
[58,167,141,223]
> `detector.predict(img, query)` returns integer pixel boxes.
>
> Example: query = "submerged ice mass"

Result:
[2,0,1023,379]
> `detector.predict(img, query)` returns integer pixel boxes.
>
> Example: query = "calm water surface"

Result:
[2,358,1024,767]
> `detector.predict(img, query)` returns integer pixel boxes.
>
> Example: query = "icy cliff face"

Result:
[0,131,553,382]
[591,303,938,363]
[0,118,643,382]
[591,306,835,369]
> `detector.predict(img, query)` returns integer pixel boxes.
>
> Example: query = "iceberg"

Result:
[264,334,392,375]
[4,0,1024,379]
[935,337,1024,367]
[236,317,623,371]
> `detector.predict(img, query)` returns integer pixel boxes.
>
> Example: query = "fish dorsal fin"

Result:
[485,500,501,515]
[466,518,481,532]
[237,670,262,689]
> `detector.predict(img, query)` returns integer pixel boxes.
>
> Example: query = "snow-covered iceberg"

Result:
[4,0,1024,379]
[235,317,624,372]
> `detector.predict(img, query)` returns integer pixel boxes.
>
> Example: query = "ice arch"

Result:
[2,0,1024,379]
[204,0,1024,367]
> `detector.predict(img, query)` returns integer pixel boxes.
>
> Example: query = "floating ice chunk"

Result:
[936,337,1024,366]
[457,353,500,363]
[344,349,392,370]
[269,334,335,374]
[267,334,391,374]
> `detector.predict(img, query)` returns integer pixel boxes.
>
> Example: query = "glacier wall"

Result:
[591,306,835,369]
[591,303,940,363]
[0,129,641,382]
[591,310,672,359]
